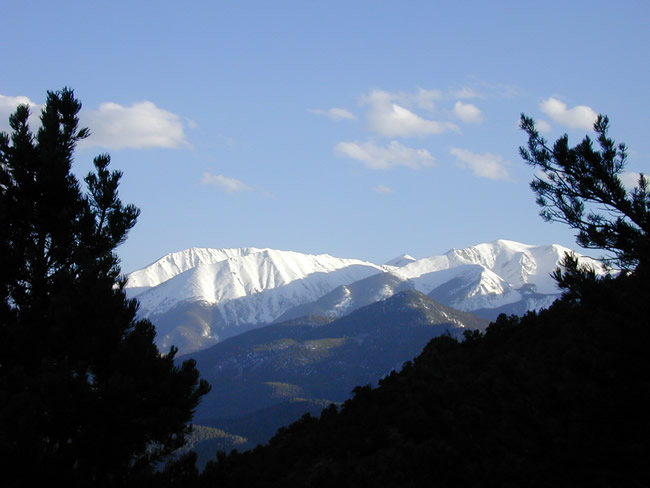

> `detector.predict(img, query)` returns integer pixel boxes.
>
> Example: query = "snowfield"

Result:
[125,240,605,354]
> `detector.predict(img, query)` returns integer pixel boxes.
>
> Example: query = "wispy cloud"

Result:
[80,101,190,150]
[375,184,394,194]
[309,107,356,120]
[450,147,511,181]
[394,88,445,111]
[201,172,252,192]
[452,86,483,99]
[453,101,483,123]
[336,140,435,170]
[363,90,459,138]
[540,97,598,130]
[451,81,522,100]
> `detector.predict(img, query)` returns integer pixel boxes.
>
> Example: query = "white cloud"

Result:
[0,94,38,113]
[453,101,483,123]
[201,173,252,192]
[1,95,190,150]
[309,107,356,120]
[536,119,552,133]
[0,94,41,132]
[539,97,598,130]
[80,101,189,149]
[364,90,459,138]
[375,184,394,194]
[335,140,436,170]
[620,171,645,190]
[450,147,512,181]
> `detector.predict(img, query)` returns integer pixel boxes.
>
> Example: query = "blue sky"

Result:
[2,1,648,273]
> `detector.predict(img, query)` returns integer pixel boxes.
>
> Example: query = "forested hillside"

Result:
[193,270,649,487]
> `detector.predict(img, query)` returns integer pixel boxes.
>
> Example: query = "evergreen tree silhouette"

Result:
[0,88,210,486]
[519,114,650,278]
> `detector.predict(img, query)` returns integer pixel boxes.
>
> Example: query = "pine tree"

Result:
[0,88,210,486]
[519,114,650,276]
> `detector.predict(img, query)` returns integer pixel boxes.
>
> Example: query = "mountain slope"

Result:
[190,290,487,418]
[185,291,488,456]
[273,271,412,323]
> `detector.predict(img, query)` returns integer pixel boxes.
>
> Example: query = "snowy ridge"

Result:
[125,240,605,354]
[275,240,606,324]
[128,248,386,320]
[126,247,264,296]
[384,254,417,268]
[390,240,603,311]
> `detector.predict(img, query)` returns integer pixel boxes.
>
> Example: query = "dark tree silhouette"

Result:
[519,114,650,276]
[0,88,210,486]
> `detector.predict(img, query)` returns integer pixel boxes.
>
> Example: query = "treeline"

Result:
[180,269,648,487]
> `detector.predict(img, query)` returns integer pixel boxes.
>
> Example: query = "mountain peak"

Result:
[385,254,417,267]
[127,247,266,294]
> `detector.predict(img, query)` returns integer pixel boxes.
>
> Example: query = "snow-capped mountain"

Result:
[127,247,264,296]
[125,240,604,354]
[384,254,417,268]
[277,240,604,323]
[125,248,387,353]
[394,240,589,311]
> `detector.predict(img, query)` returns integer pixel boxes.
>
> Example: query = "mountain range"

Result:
[123,239,604,461]
[125,239,603,355]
